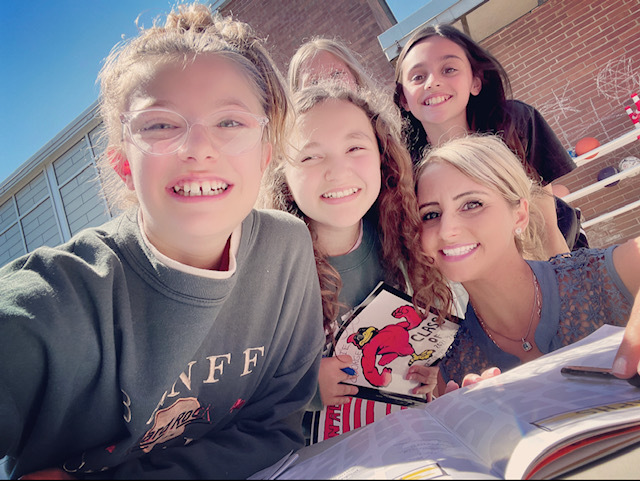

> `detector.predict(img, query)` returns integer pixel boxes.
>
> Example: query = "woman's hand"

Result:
[613,290,640,380]
[443,367,502,394]
[318,355,358,406]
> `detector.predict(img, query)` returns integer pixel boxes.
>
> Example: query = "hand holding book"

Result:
[330,282,460,405]
[405,363,440,398]
[307,282,461,444]
[318,355,358,406]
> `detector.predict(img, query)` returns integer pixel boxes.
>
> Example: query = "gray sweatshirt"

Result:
[0,208,324,479]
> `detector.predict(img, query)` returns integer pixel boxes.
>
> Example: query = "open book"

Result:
[308,282,460,444]
[276,325,640,479]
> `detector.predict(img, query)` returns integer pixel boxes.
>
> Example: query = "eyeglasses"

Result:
[120,108,269,156]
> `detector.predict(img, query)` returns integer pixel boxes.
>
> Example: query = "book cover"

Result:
[329,281,460,406]
[308,282,460,445]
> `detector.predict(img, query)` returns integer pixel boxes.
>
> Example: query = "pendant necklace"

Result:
[475,270,541,352]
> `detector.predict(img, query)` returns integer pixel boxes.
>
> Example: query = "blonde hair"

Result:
[415,134,547,261]
[287,37,379,93]
[96,2,291,210]
[260,82,444,339]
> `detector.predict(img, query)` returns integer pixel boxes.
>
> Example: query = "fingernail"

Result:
[612,357,627,376]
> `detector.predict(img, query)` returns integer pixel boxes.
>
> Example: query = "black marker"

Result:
[560,366,640,387]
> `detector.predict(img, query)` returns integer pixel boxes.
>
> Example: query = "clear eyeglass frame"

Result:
[120,108,269,156]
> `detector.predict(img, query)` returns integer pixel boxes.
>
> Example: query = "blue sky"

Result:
[0,0,424,183]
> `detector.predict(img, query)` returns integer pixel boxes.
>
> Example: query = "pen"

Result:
[341,367,356,376]
[560,366,640,387]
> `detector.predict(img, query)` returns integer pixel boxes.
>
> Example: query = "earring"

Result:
[515,227,523,237]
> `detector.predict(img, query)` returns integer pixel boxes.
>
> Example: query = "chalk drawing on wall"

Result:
[595,57,640,101]
[537,83,580,145]
[537,83,580,121]
[537,56,640,146]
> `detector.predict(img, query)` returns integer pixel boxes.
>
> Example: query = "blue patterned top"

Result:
[439,246,633,384]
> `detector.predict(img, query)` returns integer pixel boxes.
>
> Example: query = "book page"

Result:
[525,425,640,479]
[278,405,498,480]
[423,325,640,479]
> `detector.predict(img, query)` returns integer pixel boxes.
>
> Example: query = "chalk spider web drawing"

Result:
[596,57,640,100]
[537,83,581,146]
[536,57,640,144]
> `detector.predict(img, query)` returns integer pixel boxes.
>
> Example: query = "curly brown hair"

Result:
[259,82,447,341]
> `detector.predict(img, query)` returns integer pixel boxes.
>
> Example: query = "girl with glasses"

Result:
[0,3,324,479]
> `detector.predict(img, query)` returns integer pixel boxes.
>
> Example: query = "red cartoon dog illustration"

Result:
[347,305,433,387]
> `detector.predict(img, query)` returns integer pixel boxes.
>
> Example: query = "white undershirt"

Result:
[138,210,240,279]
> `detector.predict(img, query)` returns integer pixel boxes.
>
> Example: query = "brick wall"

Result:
[219,0,396,87]
[480,0,640,247]
[221,0,639,248]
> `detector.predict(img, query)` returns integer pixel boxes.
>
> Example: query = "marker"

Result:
[561,366,640,387]
[341,367,356,376]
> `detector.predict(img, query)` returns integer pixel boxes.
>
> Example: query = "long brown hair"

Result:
[393,24,532,178]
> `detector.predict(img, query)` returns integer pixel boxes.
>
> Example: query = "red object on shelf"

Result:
[575,137,601,158]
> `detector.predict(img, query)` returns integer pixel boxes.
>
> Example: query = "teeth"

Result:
[173,180,228,197]
[322,188,359,199]
[425,95,450,106]
[442,244,477,256]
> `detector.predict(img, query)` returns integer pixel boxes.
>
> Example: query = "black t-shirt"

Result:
[506,99,576,184]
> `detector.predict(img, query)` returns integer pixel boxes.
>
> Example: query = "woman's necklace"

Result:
[475,270,541,352]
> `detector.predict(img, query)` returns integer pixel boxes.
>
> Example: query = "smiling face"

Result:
[399,36,481,136]
[299,51,358,89]
[121,54,271,267]
[417,161,527,284]
[284,98,381,246]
